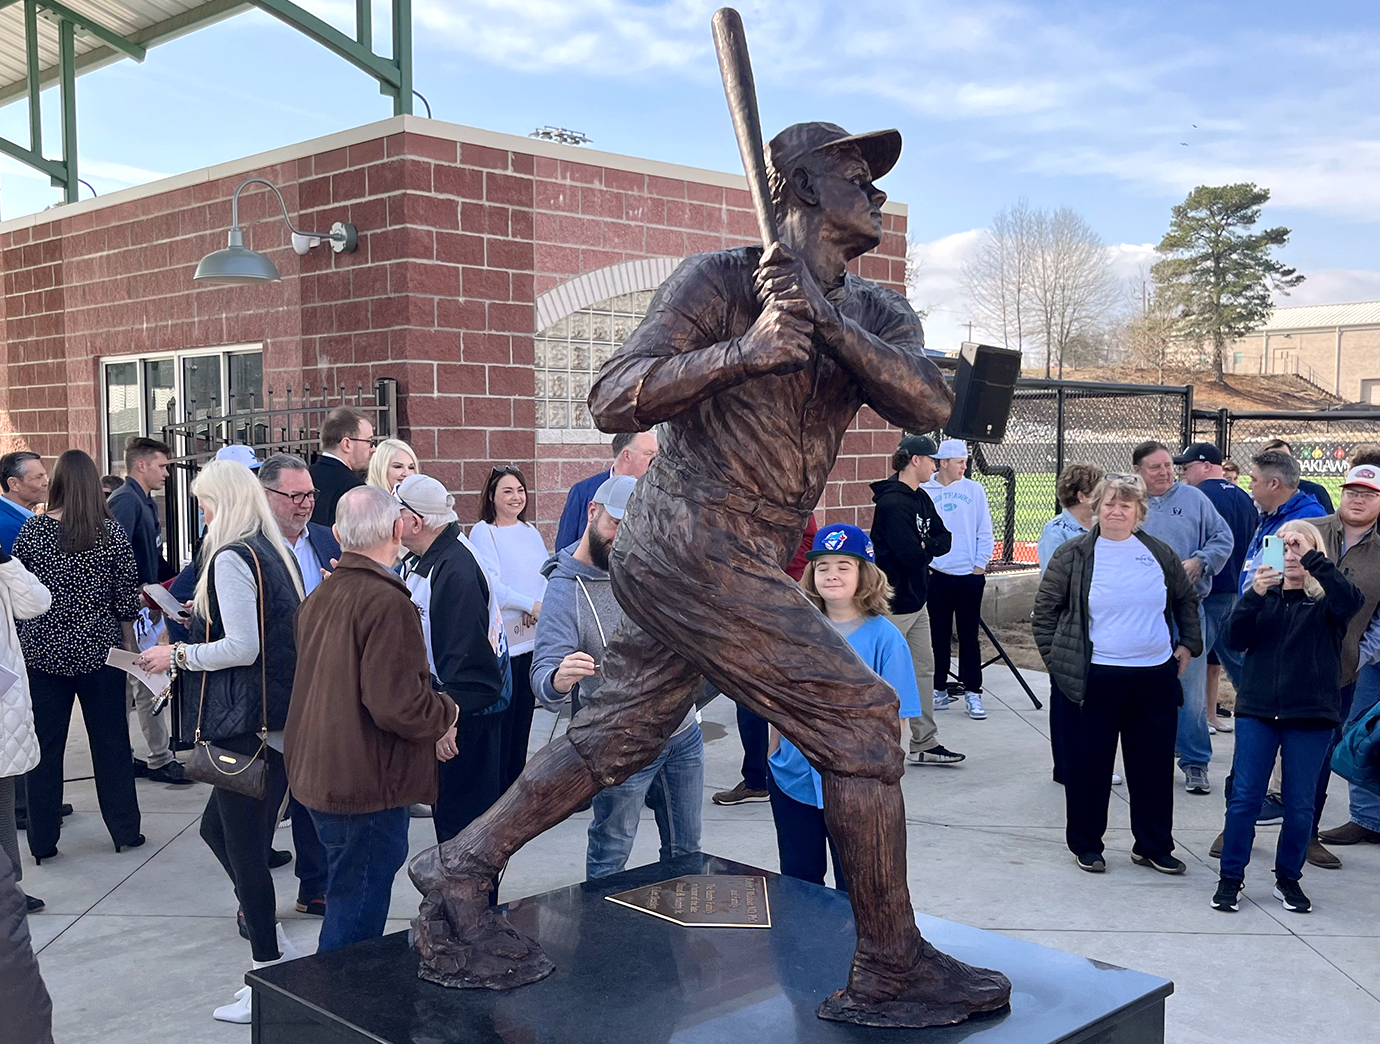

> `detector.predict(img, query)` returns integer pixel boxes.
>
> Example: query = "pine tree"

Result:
[1152,183,1303,382]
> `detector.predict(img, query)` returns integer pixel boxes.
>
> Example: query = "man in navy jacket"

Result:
[553,431,658,551]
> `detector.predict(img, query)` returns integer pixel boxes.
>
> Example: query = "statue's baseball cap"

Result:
[1343,464,1380,494]
[806,522,876,563]
[1172,442,1223,466]
[767,122,902,183]
[897,434,939,459]
[592,474,638,520]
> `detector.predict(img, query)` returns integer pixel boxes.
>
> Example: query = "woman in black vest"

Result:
[138,460,304,1024]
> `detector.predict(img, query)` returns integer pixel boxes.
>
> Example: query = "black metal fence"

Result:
[159,377,399,564]
[932,379,1195,569]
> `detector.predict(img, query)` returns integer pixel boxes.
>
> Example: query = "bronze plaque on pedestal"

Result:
[605,874,770,928]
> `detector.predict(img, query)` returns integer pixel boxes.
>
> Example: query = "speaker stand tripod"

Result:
[945,615,1043,710]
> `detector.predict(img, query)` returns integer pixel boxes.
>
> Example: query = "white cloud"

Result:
[1279,269,1380,308]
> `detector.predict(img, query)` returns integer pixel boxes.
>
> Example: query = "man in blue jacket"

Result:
[552,431,657,552]
[1136,441,1234,796]
[1239,449,1327,593]
[0,452,46,554]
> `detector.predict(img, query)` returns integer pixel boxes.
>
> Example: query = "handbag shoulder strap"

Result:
[244,545,269,738]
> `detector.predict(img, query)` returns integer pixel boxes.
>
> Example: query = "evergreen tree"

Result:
[1152,183,1303,382]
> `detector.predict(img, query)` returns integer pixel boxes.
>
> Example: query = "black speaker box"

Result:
[946,341,1020,444]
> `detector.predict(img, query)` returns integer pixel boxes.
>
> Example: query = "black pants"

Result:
[737,704,769,791]
[26,666,139,857]
[1050,677,1075,785]
[200,741,289,963]
[498,653,537,794]
[1065,661,1179,859]
[928,571,985,693]
[767,772,847,891]
[1311,681,1356,835]
[435,719,504,845]
[287,793,325,901]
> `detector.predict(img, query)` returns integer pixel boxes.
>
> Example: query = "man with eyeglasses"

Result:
[1305,464,1380,869]
[260,454,341,598]
[310,407,375,526]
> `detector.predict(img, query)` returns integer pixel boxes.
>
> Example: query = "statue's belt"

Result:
[644,466,809,529]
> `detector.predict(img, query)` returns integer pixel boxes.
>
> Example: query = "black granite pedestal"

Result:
[248,853,1171,1044]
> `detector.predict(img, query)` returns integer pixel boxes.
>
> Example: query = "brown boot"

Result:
[1209,832,1224,859]
[1305,838,1342,870]
[818,935,1012,1028]
[1318,821,1380,845]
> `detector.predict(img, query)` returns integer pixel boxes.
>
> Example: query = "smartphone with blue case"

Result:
[1262,534,1285,573]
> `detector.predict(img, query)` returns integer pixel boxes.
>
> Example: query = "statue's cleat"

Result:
[408,849,555,991]
[817,938,1012,1028]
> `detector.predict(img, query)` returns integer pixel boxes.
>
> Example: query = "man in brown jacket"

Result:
[286,485,458,953]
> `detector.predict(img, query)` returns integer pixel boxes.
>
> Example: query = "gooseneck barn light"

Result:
[194,177,358,285]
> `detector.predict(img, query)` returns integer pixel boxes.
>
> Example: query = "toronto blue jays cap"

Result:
[806,522,876,563]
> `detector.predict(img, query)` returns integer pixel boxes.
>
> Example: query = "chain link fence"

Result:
[939,380,1193,570]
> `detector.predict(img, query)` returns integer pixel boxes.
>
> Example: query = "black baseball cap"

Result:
[767,122,902,184]
[897,434,939,459]
[1172,443,1223,466]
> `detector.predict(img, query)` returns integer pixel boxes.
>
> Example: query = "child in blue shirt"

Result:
[768,522,922,890]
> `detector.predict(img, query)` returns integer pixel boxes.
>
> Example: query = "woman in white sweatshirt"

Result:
[0,543,52,914]
[469,465,549,792]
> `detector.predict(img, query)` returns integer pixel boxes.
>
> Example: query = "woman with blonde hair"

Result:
[768,523,920,889]
[366,438,420,493]
[1033,473,1201,876]
[137,461,307,1022]
[1214,519,1363,914]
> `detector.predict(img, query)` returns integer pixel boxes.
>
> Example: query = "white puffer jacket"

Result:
[0,556,51,778]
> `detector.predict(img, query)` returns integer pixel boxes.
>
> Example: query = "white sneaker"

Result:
[1112,773,1123,786]
[965,692,986,719]
[933,689,954,710]
[275,923,305,962]
[213,986,252,1024]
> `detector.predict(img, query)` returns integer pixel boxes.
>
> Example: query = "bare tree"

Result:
[962,201,1118,376]
[1029,208,1121,378]
[1118,269,1196,384]
[961,199,1036,354]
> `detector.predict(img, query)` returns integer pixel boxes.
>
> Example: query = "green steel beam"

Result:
[24,0,41,153]
[39,0,147,61]
[248,0,402,88]
[390,0,410,115]
[0,135,65,181]
[59,16,76,200]
[355,0,370,48]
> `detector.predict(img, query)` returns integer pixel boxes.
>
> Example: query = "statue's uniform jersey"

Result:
[569,248,949,789]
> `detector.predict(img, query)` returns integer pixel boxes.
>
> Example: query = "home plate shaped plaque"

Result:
[605,874,770,928]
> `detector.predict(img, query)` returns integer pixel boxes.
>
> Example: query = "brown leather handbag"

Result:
[184,546,270,800]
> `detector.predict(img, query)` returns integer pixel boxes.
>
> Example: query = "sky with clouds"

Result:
[2,0,1378,350]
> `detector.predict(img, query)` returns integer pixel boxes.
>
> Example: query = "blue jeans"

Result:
[1221,716,1333,882]
[1176,603,1212,772]
[310,806,412,953]
[587,722,703,880]
[1347,666,1380,832]
[1201,592,1245,688]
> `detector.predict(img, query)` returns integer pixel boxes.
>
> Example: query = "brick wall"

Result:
[0,115,912,543]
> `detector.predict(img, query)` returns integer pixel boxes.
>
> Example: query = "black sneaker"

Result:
[1274,878,1311,913]
[133,758,149,778]
[1257,795,1285,825]
[296,895,326,916]
[24,894,45,914]
[907,745,966,765]
[269,849,293,869]
[1075,852,1106,873]
[1132,852,1187,875]
[1211,877,1243,911]
[60,803,72,818]
[146,761,194,786]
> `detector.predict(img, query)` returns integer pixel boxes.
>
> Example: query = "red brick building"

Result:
[0,115,912,547]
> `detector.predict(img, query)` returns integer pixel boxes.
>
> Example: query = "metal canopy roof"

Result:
[0,0,248,103]
[0,0,412,202]
[1265,301,1380,331]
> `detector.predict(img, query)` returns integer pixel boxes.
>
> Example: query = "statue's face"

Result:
[811,146,887,258]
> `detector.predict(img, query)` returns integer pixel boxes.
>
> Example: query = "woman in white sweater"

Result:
[469,465,549,791]
[0,548,51,914]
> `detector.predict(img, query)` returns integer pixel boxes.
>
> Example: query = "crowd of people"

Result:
[3,404,1379,1035]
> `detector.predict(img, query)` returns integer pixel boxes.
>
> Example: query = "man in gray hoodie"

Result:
[532,475,703,879]
[1135,441,1234,796]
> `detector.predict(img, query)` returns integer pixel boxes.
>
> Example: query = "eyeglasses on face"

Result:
[266,486,320,506]
[1343,487,1380,501]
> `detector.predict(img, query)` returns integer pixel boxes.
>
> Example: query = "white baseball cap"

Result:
[933,439,969,460]
[215,445,260,470]
[592,475,638,519]
[396,474,457,521]
[1343,464,1380,494]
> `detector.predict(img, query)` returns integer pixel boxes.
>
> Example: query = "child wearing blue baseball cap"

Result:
[767,523,922,890]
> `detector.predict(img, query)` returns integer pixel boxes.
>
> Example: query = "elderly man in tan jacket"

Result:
[286,485,458,953]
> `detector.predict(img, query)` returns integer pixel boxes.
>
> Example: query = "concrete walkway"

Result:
[19,666,1380,1043]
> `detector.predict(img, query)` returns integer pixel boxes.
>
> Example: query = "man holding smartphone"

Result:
[1239,449,1327,594]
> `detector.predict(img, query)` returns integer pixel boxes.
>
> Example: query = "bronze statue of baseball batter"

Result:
[408,121,1013,1029]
